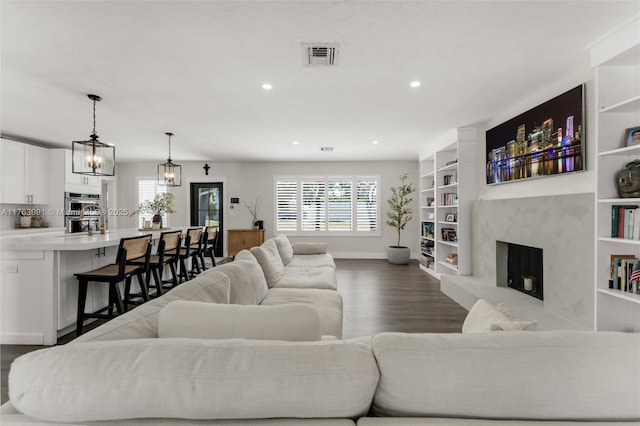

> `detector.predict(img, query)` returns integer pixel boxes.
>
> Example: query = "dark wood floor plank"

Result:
[0,259,466,404]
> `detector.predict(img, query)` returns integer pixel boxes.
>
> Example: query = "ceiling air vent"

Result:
[320,146,334,152]
[302,43,339,67]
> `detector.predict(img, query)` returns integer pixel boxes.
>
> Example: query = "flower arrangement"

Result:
[244,197,261,226]
[130,193,176,216]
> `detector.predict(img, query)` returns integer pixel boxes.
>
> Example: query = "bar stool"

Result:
[178,227,204,282]
[148,230,182,294]
[74,234,152,336]
[202,225,219,269]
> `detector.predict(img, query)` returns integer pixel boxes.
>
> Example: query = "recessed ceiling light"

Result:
[262,83,273,90]
[372,140,379,144]
[292,141,299,145]
[410,81,421,88]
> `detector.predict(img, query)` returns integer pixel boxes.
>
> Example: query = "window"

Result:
[136,178,168,228]
[275,176,379,235]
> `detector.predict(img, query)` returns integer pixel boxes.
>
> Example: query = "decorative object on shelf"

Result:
[130,192,176,229]
[158,132,182,186]
[203,163,210,175]
[386,173,416,265]
[72,94,115,176]
[486,85,584,185]
[445,213,457,222]
[18,209,31,228]
[615,160,640,198]
[245,197,262,229]
[624,126,640,147]
[426,212,435,220]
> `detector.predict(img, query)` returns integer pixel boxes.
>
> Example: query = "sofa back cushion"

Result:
[273,234,295,265]
[371,331,640,421]
[250,239,284,288]
[158,300,322,341]
[71,271,230,343]
[462,299,536,333]
[10,338,379,423]
[214,249,269,304]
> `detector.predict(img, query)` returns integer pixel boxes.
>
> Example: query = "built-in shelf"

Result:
[598,288,640,305]
[598,237,640,245]
[421,188,435,193]
[599,94,640,114]
[599,145,640,157]
[421,171,435,178]
[437,205,458,208]
[421,236,435,241]
[438,260,458,271]
[437,183,458,190]
[593,16,640,332]
[438,221,458,225]
[437,163,458,172]
[438,240,458,248]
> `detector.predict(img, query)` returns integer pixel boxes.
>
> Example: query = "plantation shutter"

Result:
[328,179,352,231]
[357,178,378,232]
[301,179,326,231]
[276,180,298,231]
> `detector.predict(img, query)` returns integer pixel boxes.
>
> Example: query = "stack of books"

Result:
[609,254,640,294]
[611,205,640,239]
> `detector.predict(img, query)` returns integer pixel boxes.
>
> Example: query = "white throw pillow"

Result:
[293,242,328,255]
[272,234,294,265]
[158,300,322,341]
[250,239,285,287]
[462,299,536,333]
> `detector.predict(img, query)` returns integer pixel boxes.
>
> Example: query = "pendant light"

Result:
[72,94,115,176]
[158,132,182,186]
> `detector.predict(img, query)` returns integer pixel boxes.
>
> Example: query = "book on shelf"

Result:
[611,205,640,239]
[608,254,640,294]
[441,193,458,206]
[422,222,434,239]
[441,227,457,242]
[446,252,458,266]
[443,173,457,186]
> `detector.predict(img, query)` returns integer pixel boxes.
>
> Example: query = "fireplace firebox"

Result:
[496,241,543,300]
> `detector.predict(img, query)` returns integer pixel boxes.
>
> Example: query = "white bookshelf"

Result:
[418,128,476,278]
[592,15,640,331]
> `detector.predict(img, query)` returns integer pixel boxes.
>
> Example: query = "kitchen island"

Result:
[0,227,190,345]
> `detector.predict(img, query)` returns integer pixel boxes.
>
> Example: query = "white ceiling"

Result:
[2,1,639,163]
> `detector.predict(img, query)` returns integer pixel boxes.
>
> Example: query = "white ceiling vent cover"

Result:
[320,146,334,152]
[302,43,339,67]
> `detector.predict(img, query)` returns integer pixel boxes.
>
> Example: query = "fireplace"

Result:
[496,241,543,300]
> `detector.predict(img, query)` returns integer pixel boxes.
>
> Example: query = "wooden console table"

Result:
[228,229,264,257]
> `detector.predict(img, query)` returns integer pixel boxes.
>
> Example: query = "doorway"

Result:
[190,182,223,257]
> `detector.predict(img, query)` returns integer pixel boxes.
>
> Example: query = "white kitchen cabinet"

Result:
[0,138,49,204]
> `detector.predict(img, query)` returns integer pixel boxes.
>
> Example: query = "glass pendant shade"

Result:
[158,132,182,186]
[72,94,115,176]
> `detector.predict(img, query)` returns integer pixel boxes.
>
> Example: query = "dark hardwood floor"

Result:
[0,259,467,404]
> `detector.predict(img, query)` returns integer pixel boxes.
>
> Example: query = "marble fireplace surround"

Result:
[441,192,594,330]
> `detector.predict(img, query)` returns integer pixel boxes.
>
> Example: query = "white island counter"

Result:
[0,227,190,345]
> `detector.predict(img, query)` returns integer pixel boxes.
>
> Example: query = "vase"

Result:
[387,246,410,265]
[152,213,162,229]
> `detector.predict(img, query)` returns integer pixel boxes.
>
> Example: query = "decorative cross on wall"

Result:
[203,163,210,175]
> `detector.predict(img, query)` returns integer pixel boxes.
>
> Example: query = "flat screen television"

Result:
[485,84,585,185]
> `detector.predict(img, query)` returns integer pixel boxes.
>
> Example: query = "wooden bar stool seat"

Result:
[74,234,152,336]
[134,230,182,295]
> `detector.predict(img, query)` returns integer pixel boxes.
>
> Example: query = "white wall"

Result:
[475,67,597,200]
[115,160,419,258]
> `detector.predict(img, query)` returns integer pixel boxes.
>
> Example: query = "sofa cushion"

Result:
[71,271,231,344]
[273,234,295,265]
[293,242,328,255]
[287,253,336,269]
[250,239,285,288]
[261,288,343,339]
[158,300,322,341]
[462,299,536,333]
[275,266,337,290]
[214,249,269,304]
[9,338,378,423]
[371,331,640,421]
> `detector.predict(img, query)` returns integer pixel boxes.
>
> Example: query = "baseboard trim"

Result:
[332,252,418,260]
[0,333,44,345]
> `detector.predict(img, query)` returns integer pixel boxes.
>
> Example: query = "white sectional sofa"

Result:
[2,235,639,424]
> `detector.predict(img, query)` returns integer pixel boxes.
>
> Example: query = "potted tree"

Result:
[130,192,176,229]
[385,173,415,264]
